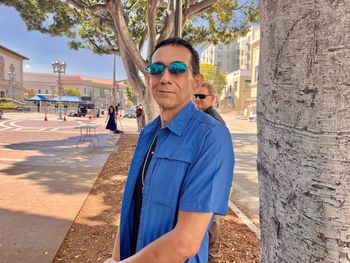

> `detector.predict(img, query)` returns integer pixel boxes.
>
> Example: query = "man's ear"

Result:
[193,73,204,93]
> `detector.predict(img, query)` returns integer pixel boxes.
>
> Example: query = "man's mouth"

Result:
[157,90,174,94]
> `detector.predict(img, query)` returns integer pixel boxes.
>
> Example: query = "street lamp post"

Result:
[8,72,16,99]
[51,61,66,119]
[174,0,182,37]
[111,50,117,107]
[50,83,56,99]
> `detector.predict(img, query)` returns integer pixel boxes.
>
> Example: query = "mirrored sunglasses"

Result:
[146,62,194,75]
[194,94,210,100]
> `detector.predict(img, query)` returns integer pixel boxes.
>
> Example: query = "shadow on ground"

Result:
[0,134,117,195]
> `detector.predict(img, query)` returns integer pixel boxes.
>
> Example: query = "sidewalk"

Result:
[0,113,137,263]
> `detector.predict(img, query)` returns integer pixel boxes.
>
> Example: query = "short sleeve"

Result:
[179,125,235,215]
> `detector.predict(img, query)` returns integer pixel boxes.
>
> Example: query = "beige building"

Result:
[247,27,260,114]
[23,73,127,109]
[221,70,252,112]
[199,42,240,73]
[238,26,260,71]
[221,26,260,115]
[0,45,28,100]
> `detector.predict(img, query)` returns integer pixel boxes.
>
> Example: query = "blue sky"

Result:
[0,5,126,80]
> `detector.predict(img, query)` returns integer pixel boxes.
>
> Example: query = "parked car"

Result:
[15,106,30,112]
[124,108,136,118]
[248,113,257,122]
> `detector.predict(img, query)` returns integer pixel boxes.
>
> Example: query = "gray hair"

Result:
[202,82,217,96]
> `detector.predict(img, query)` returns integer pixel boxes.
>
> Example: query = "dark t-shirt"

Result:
[136,108,143,118]
[204,106,226,125]
[130,136,158,254]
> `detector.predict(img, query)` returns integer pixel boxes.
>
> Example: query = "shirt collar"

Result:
[166,101,195,136]
[144,115,161,136]
[204,105,214,114]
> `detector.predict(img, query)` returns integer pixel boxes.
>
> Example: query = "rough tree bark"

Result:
[258,1,350,262]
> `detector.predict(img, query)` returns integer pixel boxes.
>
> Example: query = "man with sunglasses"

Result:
[105,38,234,263]
[194,82,226,263]
[194,82,225,126]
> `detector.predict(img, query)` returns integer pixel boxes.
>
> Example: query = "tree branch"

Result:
[236,0,250,11]
[108,0,147,75]
[117,30,146,98]
[67,0,89,9]
[86,1,108,12]
[147,0,160,58]
[157,0,175,44]
[139,28,148,51]
[183,0,217,20]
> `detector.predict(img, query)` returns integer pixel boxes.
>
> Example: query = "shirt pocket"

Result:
[150,148,195,208]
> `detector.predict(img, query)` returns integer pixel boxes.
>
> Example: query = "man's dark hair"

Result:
[150,38,200,74]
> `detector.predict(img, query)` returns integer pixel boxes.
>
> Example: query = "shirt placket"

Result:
[135,128,167,251]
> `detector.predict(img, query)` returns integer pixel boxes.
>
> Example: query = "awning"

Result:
[26,95,49,102]
[50,96,81,103]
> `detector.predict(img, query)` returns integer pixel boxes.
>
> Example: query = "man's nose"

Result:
[160,68,172,83]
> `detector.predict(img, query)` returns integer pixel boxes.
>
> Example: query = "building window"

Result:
[45,90,49,94]
[245,80,252,83]
[9,64,15,73]
[234,81,238,91]
[0,56,4,80]
[84,88,87,94]
[255,66,259,82]
[38,89,41,94]
[218,44,223,50]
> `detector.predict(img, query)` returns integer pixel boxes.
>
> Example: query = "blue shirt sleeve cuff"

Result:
[179,201,228,216]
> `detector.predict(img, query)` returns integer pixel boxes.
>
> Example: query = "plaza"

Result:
[0,112,137,262]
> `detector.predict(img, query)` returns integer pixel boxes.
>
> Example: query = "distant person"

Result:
[194,82,225,263]
[105,105,117,133]
[80,106,87,117]
[116,106,123,131]
[135,105,144,132]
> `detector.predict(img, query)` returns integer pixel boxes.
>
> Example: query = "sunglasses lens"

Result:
[168,62,187,75]
[147,64,164,75]
[194,94,207,99]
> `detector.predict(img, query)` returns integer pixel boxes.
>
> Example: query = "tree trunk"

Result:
[143,82,160,123]
[258,1,350,262]
[117,32,159,122]
[123,59,159,123]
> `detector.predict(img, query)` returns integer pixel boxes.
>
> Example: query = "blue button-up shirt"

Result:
[119,102,234,262]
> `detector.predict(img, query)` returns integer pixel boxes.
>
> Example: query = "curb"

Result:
[228,200,260,239]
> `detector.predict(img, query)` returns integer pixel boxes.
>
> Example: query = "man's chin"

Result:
[195,104,204,111]
[156,99,173,110]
